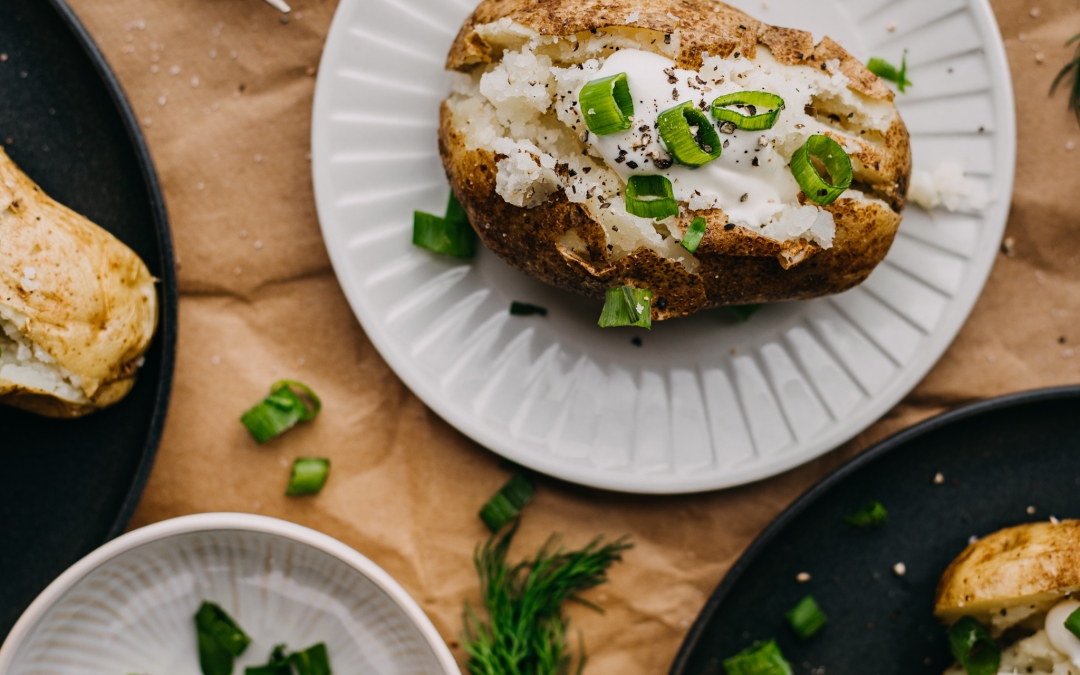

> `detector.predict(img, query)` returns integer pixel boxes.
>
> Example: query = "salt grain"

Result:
[169,65,180,76]
[254,241,263,250]
[1067,140,1076,151]
[211,355,221,365]
[191,76,200,87]
[1036,52,1045,64]
[254,154,263,163]
[934,472,944,484]
[196,182,205,190]
[239,230,248,239]
[1027,505,1036,515]
[893,563,906,577]
[1051,516,1061,524]
[796,572,811,583]
[234,267,242,275]
[968,535,978,544]
[150,65,159,73]
[888,22,897,32]
[230,51,238,59]
[142,117,152,127]
[1,53,8,61]
[157,95,167,106]
[1030,7,1041,17]
[209,49,218,59]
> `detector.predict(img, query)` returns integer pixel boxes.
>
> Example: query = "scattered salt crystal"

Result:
[209,49,217,59]
[796,572,811,582]
[254,154,263,163]
[626,11,640,22]
[934,472,944,484]
[1036,52,1045,64]
[893,563,906,577]
[888,22,897,31]
[968,535,978,544]
[211,355,220,365]
[191,76,200,87]
[157,95,167,106]
[233,267,242,275]
[1030,7,1041,17]
[239,230,248,239]
[1051,516,1061,524]
[169,65,180,76]
[150,65,159,73]
[1027,505,1036,515]
[196,182,205,190]
[1065,348,1075,358]
[230,51,238,59]
[1067,140,1076,151]
[0,54,6,61]
[1018,32,1028,42]
[254,241,263,250]
[142,117,152,127]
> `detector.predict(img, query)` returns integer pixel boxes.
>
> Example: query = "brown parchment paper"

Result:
[61,0,1080,672]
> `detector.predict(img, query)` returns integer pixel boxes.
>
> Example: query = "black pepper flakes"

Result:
[752,157,759,166]
[664,34,671,44]
[724,223,735,230]
[631,336,643,347]
[626,161,639,169]
[656,297,668,310]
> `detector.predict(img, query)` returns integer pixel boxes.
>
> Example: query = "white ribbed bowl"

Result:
[311,0,1016,493]
[0,514,459,675]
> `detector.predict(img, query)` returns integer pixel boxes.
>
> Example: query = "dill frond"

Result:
[1051,33,1080,127]
[462,523,632,675]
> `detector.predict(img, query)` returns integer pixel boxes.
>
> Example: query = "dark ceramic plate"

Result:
[671,386,1080,675]
[0,0,176,638]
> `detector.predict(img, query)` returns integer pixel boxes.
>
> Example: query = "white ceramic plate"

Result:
[311,0,1015,493]
[0,514,458,675]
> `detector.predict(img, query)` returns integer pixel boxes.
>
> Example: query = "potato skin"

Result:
[440,0,910,319]
[0,148,158,417]
[935,520,1080,629]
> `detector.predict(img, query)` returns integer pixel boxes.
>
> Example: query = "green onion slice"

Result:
[730,304,762,322]
[656,101,722,167]
[867,54,912,93]
[241,380,322,444]
[722,640,793,675]
[844,500,887,528]
[413,193,476,258]
[286,457,330,496]
[625,175,679,220]
[711,91,785,131]
[195,602,251,675]
[580,73,634,136]
[785,595,827,639]
[947,617,1000,675]
[790,134,853,206]
[1067,605,1080,640]
[598,285,652,329]
[245,645,291,675]
[480,473,536,532]
[509,301,548,317]
[289,643,332,675]
[681,216,707,254]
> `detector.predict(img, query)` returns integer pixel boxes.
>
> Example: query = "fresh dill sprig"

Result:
[462,523,632,675]
[1051,33,1080,126]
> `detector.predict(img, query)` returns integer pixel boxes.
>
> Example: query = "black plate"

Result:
[0,0,176,637]
[671,385,1080,674]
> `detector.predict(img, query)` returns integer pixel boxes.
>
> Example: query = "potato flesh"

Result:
[0,309,86,404]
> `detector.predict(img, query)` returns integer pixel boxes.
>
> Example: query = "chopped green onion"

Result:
[509,301,548,317]
[195,602,250,675]
[289,643,332,675]
[580,73,634,136]
[844,500,888,528]
[656,101,722,167]
[711,91,785,131]
[624,175,679,220]
[480,473,536,532]
[286,458,330,496]
[722,640,793,675]
[245,645,291,675]
[681,216,707,254]
[790,135,853,206]
[598,285,652,329]
[413,193,476,258]
[867,54,912,93]
[730,304,762,322]
[1065,605,1080,640]
[948,617,1000,675]
[241,380,322,444]
[785,595,827,639]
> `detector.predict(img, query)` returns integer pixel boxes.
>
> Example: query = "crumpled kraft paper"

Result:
[63,0,1080,672]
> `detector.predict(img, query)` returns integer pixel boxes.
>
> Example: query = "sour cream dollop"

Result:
[584,49,801,229]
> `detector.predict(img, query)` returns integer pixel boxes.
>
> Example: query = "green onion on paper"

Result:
[711,91,785,131]
[286,458,331,496]
[656,101,722,167]
[947,617,1000,675]
[598,285,653,329]
[580,73,635,135]
[790,135,852,206]
[785,595,827,639]
[241,380,321,444]
[722,640,793,675]
[479,473,536,532]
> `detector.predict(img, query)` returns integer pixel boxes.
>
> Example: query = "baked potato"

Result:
[0,148,158,418]
[936,520,1080,674]
[439,0,910,321]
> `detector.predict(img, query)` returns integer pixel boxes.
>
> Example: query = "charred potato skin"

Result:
[0,148,158,418]
[935,520,1080,629]
[440,0,910,319]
